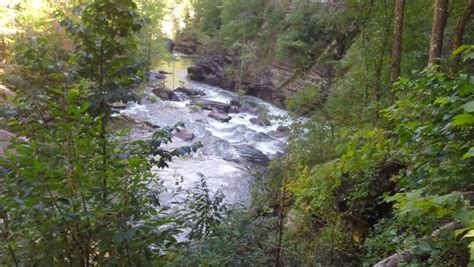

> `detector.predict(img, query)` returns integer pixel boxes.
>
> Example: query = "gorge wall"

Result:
[178,0,351,107]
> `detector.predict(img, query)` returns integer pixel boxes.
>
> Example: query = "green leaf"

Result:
[462,230,474,239]
[455,227,474,238]
[462,101,474,113]
[463,147,474,160]
[452,114,474,126]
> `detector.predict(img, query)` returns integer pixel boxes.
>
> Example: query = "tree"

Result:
[61,0,145,199]
[390,0,405,88]
[450,0,474,70]
[428,0,449,66]
[192,0,223,36]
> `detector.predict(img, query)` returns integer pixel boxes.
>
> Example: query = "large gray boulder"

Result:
[175,87,205,97]
[237,103,259,115]
[187,55,228,86]
[235,144,270,166]
[193,99,231,113]
[250,116,271,127]
[149,71,166,82]
[152,87,180,101]
[208,110,231,122]
[173,129,195,141]
[270,125,290,138]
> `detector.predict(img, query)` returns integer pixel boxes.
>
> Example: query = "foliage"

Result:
[0,1,200,265]
[385,70,473,193]
[218,0,266,46]
[136,0,172,72]
[170,210,278,266]
[0,85,183,265]
[275,3,355,70]
[191,0,223,36]
[60,0,146,110]
[184,173,227,241]
[285,86,321,115]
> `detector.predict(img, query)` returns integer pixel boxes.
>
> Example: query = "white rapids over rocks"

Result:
[120,54,290,205]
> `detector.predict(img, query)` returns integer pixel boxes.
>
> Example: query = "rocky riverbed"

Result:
[120,54,291,205]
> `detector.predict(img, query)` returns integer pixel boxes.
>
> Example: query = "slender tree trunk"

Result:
[428,0,449,66]
[390,0,405,84]
[276,151,289,267]
[374,0,392,106]
[450,0,474,70]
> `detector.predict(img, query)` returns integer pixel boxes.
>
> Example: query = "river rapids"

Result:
[120,54,290,205]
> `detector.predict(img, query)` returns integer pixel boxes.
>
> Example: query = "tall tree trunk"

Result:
[374,0,392,107]
[451,0,474,70]
[428,0,449,66]
[390,0,405,101]
[390,0,405,82]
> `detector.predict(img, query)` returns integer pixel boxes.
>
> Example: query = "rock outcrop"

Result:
[152,87,180,101]
[237,103,259,115]
[193,99,231,113]
[187,55,230,86]
[173,129,195,141]
[235,144,270,166]
[175,87,205,97]
[149,71,167,82]
[187,54,330,106]
[174,36,203,55]
[208,110,231,122]
[250,116,271,127]
[270,125,290,138]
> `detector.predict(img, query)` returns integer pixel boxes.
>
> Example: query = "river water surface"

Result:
[120,54,290,205]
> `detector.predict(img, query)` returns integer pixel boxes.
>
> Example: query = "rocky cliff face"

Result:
[186,53,331,107]
[180,0,347,107]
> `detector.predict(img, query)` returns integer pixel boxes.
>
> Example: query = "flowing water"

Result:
[120,54,290,205]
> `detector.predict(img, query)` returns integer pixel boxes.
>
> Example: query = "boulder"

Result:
[173,129,195,141]
[166,38,175,52]
[251,132,273,142]
[193,99,231,113]
[237,103,259,115]
[187,55,227,86]
[250,116,271,127]
[187,65,206,81]
[276,126,290,133]
[229,105,240,113]
[175,87,205,97]
[270,125,290,138]
[152,87,180,101]
[137,121,160,130]
[119,114,159,130]
[174,37,202,55]
[159,70,173,75]
[149,71,166,81]
[208,110,231,122]
[230,99,241,107]
[109,102,127,110]
[235,144,270,166]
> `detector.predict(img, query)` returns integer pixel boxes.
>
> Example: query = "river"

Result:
[120,54,290,205]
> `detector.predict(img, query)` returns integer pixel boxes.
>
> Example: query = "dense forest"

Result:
[0,0,473,266]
